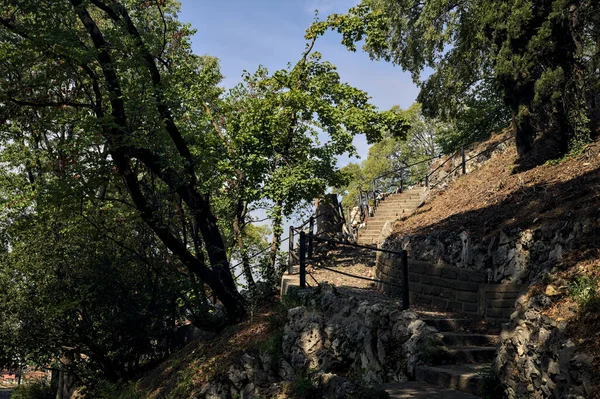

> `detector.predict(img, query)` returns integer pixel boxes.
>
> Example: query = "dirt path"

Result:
[307,244,378,290]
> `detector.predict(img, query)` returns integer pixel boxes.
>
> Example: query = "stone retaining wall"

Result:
[375,254,526,325]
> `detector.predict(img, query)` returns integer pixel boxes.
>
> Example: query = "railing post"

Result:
[461,146,466,174]
[425,174,429,188]
[372,180,377,210]
[299,231,306,288]
[308,217,314,259]
[288,226,294,274]
[401,250,409,310]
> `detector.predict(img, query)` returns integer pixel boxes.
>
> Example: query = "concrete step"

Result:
[415,363,489,397]
[433,346,497,365]
[441,333,501,347]
[382,381,481,398]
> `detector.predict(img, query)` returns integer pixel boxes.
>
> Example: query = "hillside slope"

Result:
[387,131,600,398]
[392,131,599,240]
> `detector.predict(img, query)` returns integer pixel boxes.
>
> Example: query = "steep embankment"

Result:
[394,131,599,241]
[386,131,600,398]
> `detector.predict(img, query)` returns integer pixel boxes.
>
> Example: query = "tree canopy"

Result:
[308,0,600,156]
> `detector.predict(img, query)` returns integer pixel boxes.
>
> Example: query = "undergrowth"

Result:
[569,275,600,313]
[478,364,503,399]
[10,380,54,399]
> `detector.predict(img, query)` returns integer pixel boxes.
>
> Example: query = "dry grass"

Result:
[137,301,286,399]
[392,131,600,239]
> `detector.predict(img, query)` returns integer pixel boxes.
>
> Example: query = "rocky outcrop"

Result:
[495,294,597,398]
[199,287,438,398]
[383,219,594,284]
[283,288,438,384]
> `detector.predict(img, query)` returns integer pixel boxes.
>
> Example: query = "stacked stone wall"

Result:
[375,254,526,325]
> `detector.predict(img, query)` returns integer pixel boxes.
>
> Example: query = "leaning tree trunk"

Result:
[267,200,284,289]
[232,202,256,297]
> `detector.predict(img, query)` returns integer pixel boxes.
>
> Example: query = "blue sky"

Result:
[178,0,419,164]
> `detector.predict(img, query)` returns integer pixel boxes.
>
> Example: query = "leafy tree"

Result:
[205,46,410,288]
[336,103,446,208]
[0,0,246,319]
[0,188,213,384]
[308,0,600,156]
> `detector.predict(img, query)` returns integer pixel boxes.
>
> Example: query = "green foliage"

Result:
[350,386,390,399]
[335,103,445,208]
[90,381,142,399]
[311,0,600,155]
[569,275,600,313]
[286,372,321,399]
[478,364,503,399]
[258,331,284,372]
[10,380,54,399]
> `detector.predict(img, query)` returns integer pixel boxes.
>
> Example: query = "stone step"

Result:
[441,333,501,347]
[433,346,497,365]
[382,381,481,398]
[375,202,422,209]
[415,364,490,397]
[372,206,417,217]
[422,318,474,332]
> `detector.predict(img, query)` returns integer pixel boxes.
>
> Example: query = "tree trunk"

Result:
[513,104,535,157]
[69,0,247,321]
[315,194,344,238]
[232,202,256,297]
[55,351,77,399]
[268,201,283,288]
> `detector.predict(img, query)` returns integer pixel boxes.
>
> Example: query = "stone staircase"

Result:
[357,187,426,245]
[383,313,500,398]
[414,315,500,397]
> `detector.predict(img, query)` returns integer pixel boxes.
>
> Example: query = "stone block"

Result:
[431,277,451,288]
[390,285,402,297]
[423,285,442,296]
[410,282,423,294]
[462,302,479,313]
[410,263,426,274]
[453,281,479,292]
[458,270,471,281]
[447,301,463,312]
[420,274,432,284]
[487,299,516,309]
[432,297,448,309]
[415,295,432,305]
[441,268,458,280]
[469,272,487,283]
[429,266,443,276]
[456,291,479,303]
[486,308,504,318]
[409,274,420,282]
[389,268,401,279]
[440,288,456,300]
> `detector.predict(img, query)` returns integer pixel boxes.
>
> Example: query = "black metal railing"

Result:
[293,231,411,310]
[425,133,514,190]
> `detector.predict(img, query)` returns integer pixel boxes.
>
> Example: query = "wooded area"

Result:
[0,0,599,397]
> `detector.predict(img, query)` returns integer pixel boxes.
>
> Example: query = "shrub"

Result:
[569,275,600,312]
[478,364,503,399]
[10,380,54,399]
[284,373,321,399]
[350,386,390,399]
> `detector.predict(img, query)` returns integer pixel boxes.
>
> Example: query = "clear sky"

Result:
[178,0,419,165]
